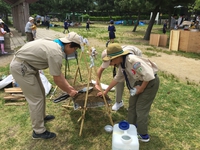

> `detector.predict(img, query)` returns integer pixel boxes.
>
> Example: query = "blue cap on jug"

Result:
[119,120,130,130]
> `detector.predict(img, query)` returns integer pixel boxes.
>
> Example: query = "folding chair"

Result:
[65,51,82,81]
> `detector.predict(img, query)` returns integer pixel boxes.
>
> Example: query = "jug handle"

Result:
[121,130,132,143]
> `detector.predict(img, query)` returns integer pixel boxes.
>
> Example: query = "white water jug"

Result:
[112,121,139,150]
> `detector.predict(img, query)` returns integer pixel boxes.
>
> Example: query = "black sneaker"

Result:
[32,130,56,139]
[44,115,55,122]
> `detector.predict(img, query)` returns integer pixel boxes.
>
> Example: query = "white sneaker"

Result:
[2,51,8,54]
[112,101,124,111]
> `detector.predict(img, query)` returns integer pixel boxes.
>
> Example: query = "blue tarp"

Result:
[114,20,145,25]
[115,20,123,25]
[139,22,144,26]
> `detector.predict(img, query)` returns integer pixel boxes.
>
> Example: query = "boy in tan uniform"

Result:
[95,45,142,111]
[10,32,82,139]
[97,43,159,142]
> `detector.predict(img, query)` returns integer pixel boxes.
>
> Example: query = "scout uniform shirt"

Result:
[114,54,158,87]
[14,38,64,76]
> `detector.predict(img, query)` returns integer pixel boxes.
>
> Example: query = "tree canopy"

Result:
[30,0,95,20]
[0,1,11,23]
[194,0,200,11]
[1,0,199,40]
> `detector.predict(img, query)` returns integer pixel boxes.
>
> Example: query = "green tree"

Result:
[0,1,11,24]
[30,0,95,21]
[115,0,150,32]
[194,0,200,10]
[58,0,94,21]
[95,0,115,17]
[30,0,56,16]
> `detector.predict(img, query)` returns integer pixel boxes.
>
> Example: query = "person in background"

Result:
[106,20,116,47]
[86,19,90,31]
[95,45,142,111]
[190,21,196,29]
[0,19,13,36]
[36,17,41,26]
[170,14,177,30]
[97,43,159,142]
[195,20,200,30]
[32,22,37,39]
[0,23,8,54]
[177,14,185,28]
[41,16,45,26]
[45,15,50,30]
[10,32,82,140]
[63,19,69,34]
[162,20,167,34]
[25,17,34,42]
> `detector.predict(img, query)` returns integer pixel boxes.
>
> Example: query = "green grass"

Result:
[0,23,200,150]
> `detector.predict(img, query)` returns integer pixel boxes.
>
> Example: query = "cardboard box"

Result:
[169,30,200,53]
[149,34,160,46]
[159,34,168,47]
[169,30,180,51]
[149,34,168,47]
[179,30,189,52]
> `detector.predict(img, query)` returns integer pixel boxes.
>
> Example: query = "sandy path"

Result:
[149,53,200,84]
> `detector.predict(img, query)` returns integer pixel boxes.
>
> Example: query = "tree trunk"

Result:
[72,12,75,21]
[143,5,160,40]
[5,13,9,23]
[132,10,141,32]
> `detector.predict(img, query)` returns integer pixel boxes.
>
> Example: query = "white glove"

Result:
[130,88,137,96]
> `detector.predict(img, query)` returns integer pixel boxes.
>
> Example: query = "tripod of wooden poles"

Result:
[63,44,113,136]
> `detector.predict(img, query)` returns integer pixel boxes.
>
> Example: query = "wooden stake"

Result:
[79,67,92,136]
[4,102,26,106]
[73,51,89,85]
[94,65,113,126]
[4,87,22,91]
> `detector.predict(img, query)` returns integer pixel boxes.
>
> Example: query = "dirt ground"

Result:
[0,54,14,68]
[0,38,199,85]
[136,45,200,84]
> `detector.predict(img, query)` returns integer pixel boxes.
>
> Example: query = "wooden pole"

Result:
[73,51,83,85]
[94,65,113,126]
[73,50,89,85]
[79,67,92,136]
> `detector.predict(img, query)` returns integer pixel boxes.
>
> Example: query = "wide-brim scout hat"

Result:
[59,32,81,45]
[103,43,129,61]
